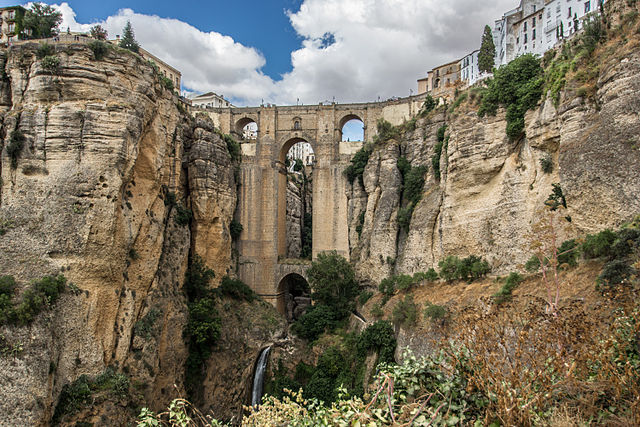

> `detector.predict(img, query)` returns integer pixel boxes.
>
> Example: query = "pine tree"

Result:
[478,25,496,74]
[119,21,140,53]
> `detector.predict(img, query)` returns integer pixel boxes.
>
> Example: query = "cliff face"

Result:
[0,43,239,425]
[348,40,640,285]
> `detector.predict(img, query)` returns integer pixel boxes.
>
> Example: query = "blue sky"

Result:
[3,0,516,108]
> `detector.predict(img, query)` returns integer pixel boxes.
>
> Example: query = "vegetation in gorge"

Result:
[478,53,544,139]
[431,124,447,181]
[0,274,67,326]
[396,156,428,231]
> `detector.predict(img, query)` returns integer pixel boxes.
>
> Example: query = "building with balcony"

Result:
[0,6,26,43]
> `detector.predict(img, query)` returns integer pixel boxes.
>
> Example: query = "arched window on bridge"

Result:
[341,117,364,142]
[235,117,258,140]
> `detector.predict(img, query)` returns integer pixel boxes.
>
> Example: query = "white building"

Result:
[190,92,234,108]
[494,0,602,67]
[287,142,315,172]
[459,49,482,86]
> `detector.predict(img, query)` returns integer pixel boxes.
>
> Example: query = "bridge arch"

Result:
[276,272,311,320]
[235,116,258,140]
[339,114,365,142]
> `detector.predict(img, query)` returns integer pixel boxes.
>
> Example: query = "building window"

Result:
[585,1,591,13]
[547,9,551,18]
[533,29,536,40]
[517,36,520,44]
[533,17,536,27]
[524,33,528,44]
[568,7,572,18]
[8,23,14,33]
[294,120,301,130]
[8,10,15,19]
[533,5,536,12]
[524,21,527,31]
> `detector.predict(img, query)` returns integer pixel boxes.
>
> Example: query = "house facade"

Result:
[0,6,26,43]
[190,92,234,109]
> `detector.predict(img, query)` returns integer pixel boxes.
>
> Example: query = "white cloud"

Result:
[53,0,515,106]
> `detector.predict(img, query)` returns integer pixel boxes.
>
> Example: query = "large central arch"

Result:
[276,272,311,320]
[277,137,315,258]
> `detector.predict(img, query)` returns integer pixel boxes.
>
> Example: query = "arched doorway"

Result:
[276,273,311,321]
[277,138,315,259]
[235,117,258,140]
[339,115,364,142]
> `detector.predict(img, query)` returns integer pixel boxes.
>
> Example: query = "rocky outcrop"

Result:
[0,42,238,425]
[286,179,303,258]
[348,41,640,286]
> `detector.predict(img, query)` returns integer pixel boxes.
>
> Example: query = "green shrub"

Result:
[94,367,130,398]
[438,256,460,282]
[186,297,220,347]
[291,304,339,341]
[307,251,359,319]
[52,375,92,422]
[478,54,544,139]
[13,275,66,326]
[397,205,414,232]
[558,239,579,267]
[357,320,396,364]
[580,15,606,55]
[174,203,192,226]
[610,228,640,260]
[355,210,365,237]
[597,260,636,291]
[344,144,372,187]
[545,183,567,211]
[158,75,174,91]
[540,155,553,173]
[184,254,215,300]
[392,295,418,328]
[88,40,109,60]
[358,290,373,306]
[0,275,16,297]
[449,92,468,112]
[7,130,26,169]
[221,133,241,162]
[36,43,54,59]
[424,302,447,320]
[394,274,414,291]
[41,55,60,73]
[525,255,540,272]
[421,95,436,114]
[432,125,447,181]
[413,268,438,282]
[582,229,617,259]
[438,255,489,282]
[403,165,427,206]
[370,302,384,318]
[493,272,524,304]
[217,276,256,301]
[373,119,401,144]
[134,308,161,340]
[230,219,243,240]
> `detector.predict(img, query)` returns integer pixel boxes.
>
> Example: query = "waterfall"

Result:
[251,346,271,407]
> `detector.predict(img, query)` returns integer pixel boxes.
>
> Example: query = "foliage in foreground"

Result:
[141,293,640,426]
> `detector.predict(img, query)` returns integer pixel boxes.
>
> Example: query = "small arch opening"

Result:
[339,115,364,142]
[277,273,311,321]
[235,117,258,140]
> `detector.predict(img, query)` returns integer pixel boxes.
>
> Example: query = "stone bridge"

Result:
[197,95,427,309]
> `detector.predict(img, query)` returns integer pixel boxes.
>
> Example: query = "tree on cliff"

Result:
[119,21,140,53]
[307,251,359,317]
[90,24,108,40]
[478,25,496,74]
[23,3,62,39]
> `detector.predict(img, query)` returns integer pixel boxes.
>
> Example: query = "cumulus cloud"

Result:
[53,0,515,105]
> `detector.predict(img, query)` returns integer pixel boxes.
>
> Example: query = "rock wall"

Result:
[286,179,303,258]
[0,43,239,425]
[348,40,640,286]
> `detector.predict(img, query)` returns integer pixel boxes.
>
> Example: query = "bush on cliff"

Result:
[344,143,372,187]
[478,54,544,140]
[307,251,359,318]
[0,274,67,326]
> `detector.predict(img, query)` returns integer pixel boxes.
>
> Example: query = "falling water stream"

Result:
[251,346,272,407]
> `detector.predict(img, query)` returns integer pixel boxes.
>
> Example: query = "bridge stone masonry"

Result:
[194,95,428,310]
